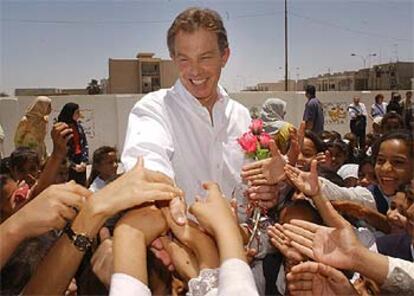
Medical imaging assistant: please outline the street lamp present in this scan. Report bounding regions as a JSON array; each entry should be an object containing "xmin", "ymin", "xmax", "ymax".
[{"xmin": 351, "ymin": 53, "xmax": 377, "ymax": 69}]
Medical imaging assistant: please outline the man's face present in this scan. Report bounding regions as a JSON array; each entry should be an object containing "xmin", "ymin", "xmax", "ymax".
[
  {"xmin": 353, "ymin": 96, "xmax": 360, "ymax": 104},
  {"xmin": 172, "ymin": 28, "xmax": 230, "ymax": 107}
]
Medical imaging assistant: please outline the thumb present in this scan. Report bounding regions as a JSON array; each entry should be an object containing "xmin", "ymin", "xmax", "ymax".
[
  {"xmin": 317, "ymin": 263, "xmax": 343, "ymax": 281},
  {"xmin": 133, "ymin": 156, "xmax": 144, "ymax": 170},
  {"xmin": 99, "ymin": 227, "xmax": 111, "ymax": 241},
  {"xmin": 169, "ymin": 197, "xmax": 187, "ymax": 225},
  {"xmin": 269, "ymin": 139, "xmax": 281, "ymax": 158},
  {"xmin": 202, "ymin": 182, "xmax": 222, "ymax": 198},
  {"xmin": 310, "ymin": 159, "xmax": 318, "ymax": 176}
]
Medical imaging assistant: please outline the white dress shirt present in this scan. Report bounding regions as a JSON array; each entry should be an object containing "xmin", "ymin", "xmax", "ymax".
[
  {"xmin": 348, "ymin": 102, "xmax": 368, "ymax": 119},
  {"xmin": 121, "ymin": 80, "xmax": 251, "ymax": 204}
]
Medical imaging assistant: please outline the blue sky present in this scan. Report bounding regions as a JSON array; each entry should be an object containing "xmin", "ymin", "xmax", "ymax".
[{"xmin": 1, "ymin": 0, "xmax": 413, "ymax": 94}]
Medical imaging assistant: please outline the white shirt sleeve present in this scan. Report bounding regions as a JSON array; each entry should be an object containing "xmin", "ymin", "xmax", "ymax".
[
  {"xmin": 319, "ymin": 177, "xmax": 376, "ymax": 209},
  {"xmin": 218, "ymin": 258, "xmax": 259, "ymax": 296},
  {"xmin": 109, "ymin": 273, "xmax": 151, "ymax": 296},
  {"xmin": 381, "ymin": 257, "xmax": 414, "ymax": 294},
  {"xmin": 121, "ymin": 95, "xmax": 175, "ymax": 178}
]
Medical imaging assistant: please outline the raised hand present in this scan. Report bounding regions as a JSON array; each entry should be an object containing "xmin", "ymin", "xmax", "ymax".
[
  {"xmin": 268, "ymin": 224, "xmax": 304, "ymax": 263},
  {"xmin": 159, "ymin": 236, "xmax": 199, "ymax": 281},
  {"xmin": 189, "ymin": 182, "xmax": 246, "ymax": 262},
  {"xmin": 247, "ymin": 184, "xmax": 280, "ymax": 209},
  {"xmin": 93, "ymin": 157, "xmax": 183, "ymax": 217},
  {"xmin": 282, "ymin": 204, "xmax": 362, "ymax": 271},
  {"xmin": 8, "ymin": 181, "xmax": 90, "ymax": 238},
  {"xmin": 286, "ymin": 127, "xmax": 300, "ymax": 165},
  {"xmin": 51, "ymin": 122, "xmax": 72, "ymax": 157},
  {"xmin": 285, "ymin": 159, "xmax": 320, "ymax": 197},
  {"xmin": 91, "ymin": 227, "xmax": 113, "ymax": 288},
  {"xmin": 286, "ymin": 261, "xmax": 357, "ymax": 296},
  {"xmin": 162, "ymin": 206, "xmax": 219, "ymax": 270},
  {"xmin": 241, "ymin": 140, "xmax": 286, "ymax": 185}
]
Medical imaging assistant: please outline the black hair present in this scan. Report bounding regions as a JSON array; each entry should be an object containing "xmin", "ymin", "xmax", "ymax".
[
  {"xmin": 372, "ymin": 130, "xmax": 413, "ymax": 159},
  {"xmin": 57, "ymin": 102, "xmax": 79, "ymax": 124},
  {"xmin": 318, "ymin": 130, "xmax": 334, "ymax": 142},
  {"xmin": 305, "ymin": 85, "xmax": 316, "ymax": 97},
  {"xmin": 381, "ymin": 111, "xmax": 404, "ymax": 131},
  {"xmin": 305, "ymin": 130, "xmax": 326, "ymax": 153},
  {"xmin": 280, "ymin": 199, "xmax": 323, "ymax": 225},
  {"xmin": 9, "ymin": 147, "xmax": 40, "ymax": 172},
  {"xmin": 326, "ymin": 139, "xmax": 348, "ymax": 155},
  {"xmin": 0, "ymin": 156, "xmax": 12, "ymax": 175},
  {"xmin": 87, "ymin": 146, "xmax": 117, "ymax": 187},
  {"xmin": 317, "ymin": 166, "xmax": 346, "ymax": 187}
]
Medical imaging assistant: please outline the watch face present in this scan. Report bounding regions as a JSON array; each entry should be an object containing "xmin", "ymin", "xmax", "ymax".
[{"xmin": 74, "ymin": 235, "xmax": 92, "ymax": 252}]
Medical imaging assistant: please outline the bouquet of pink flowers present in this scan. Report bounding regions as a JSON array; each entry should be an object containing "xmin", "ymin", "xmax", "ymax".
[
  {"xmin": 237, "ymin": 119, "xmax": 272, "ymax": 160},
  {"xmin": 237, "ymin": 118, "xmax": 273, "ymax": 251}
]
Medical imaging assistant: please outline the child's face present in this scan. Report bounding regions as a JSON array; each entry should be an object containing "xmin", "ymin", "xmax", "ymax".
[
  {"xmin": 297, "ymin": 137, "xmax": 317, "ymax": 169},
  {"xmin": 375, "ymin": 139, "xmax": 412, "ymax": 196},
  {"xmin": 387, "ymin": 192, "xmax": 409, "ymax": 233},
  {"xmin": 97, "ymin": 152, "xmax": 118, "ymax": 180},
  {"xmin": 328, "ymin": 146, "xmax": 347, "ymax": 172},
  {"xmin": 358, "ymin": 163, "xmax": 376, "ymax": 187}
]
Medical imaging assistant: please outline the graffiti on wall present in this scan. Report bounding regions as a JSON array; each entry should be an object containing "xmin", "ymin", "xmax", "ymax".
[{"xmin": 323, "ymin": 102, "xmax": 348, "ymax": 125}]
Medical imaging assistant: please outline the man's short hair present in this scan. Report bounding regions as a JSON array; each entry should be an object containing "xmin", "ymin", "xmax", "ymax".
[
  {"xmin": 167, "ymin": 7, "xmax": 229, "ymax": 56},
  {"xmin": 305, "ymin": 85, "xmax": 316, "ymax": 97}
]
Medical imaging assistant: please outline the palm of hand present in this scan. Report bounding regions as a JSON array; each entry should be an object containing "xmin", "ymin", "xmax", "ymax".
[
  {"xmin": 313, "ymin": 227, "xmax": 355, "ymax": 270},
  {"xmin": 295, "ymin": 171, "xmax": 319, "ymax": 196},
  {"xmin": 312, "ymin": 273, "xmax": 338, "ymax": 296},
  {"xmin": 262, "ymin": 154, "xmax": 286, "ymax": 184}
]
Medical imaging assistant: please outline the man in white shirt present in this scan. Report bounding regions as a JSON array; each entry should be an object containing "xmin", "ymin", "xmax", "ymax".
[
  {"xmin": 348, "ymin": 96, "xmax": 368, "ymax": 149},
  {"xmin": 122, "ymin": 8, "xmax": 257, "ymax": 211}
]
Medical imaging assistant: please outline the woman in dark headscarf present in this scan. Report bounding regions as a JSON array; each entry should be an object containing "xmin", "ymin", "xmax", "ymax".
[{"xmin": 57, "ymin": 102, "xmax": 89, "ymax": 185}]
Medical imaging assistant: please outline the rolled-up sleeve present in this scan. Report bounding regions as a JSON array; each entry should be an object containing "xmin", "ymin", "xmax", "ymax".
[
  {"xmin": 121, "ymin": 95, "xmax": 174, "ymax": 179},
  {"xmin": 218, "ymin": 259, "xmax": 259, "ymax": 296},
  {"xmin": 319, "ymin": 177, "xmax": 376, "ymax": 209},
  {"xmin": 381, "ymin": 257, "xmax": 414, "ymax": 294},
  {"xmin": 109, "ymin": 273, "xmax": 151, "ymax": 296}
]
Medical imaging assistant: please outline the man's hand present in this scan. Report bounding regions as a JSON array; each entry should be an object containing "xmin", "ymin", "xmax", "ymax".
[
  {"xmin": 241, "ymin": 140, "xmax": 286, "ymax": 185},
  {"xmin": 92, "ymin": 157, "xmax": 183, "ymax": 218}
]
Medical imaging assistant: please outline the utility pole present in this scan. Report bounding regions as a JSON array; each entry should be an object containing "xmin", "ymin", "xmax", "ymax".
[{"xmin": 284, "ymin": 0, "xmax": 288, "ymax": 91}]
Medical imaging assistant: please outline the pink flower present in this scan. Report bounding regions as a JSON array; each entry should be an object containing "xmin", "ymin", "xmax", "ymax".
[
  {"xmin": 258, "ymin": 133, "xmax": 272, "ymax": 148},
  {"xmin": 250, "ymin": 119, "xmax": 264, "ymax": 135},
  {"xmin": 238, "ymin": 132, "xmax": 258, "ymax": 154}
]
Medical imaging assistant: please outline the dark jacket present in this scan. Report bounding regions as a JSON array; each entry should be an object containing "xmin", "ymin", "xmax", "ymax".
[{"xmin": 376, "ymin": 232, "xmax": 413, "ymax": 262}]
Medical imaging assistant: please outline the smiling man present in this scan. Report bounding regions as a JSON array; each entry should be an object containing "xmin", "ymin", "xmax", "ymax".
[{"xmin": 122, "ymin": 8, "xmax": 251, "ymax": 206}]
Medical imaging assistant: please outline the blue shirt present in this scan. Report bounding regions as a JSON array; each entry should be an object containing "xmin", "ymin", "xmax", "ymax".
[{"xmin": 303, "ymin": 97, "xmax": 324, "ymax": 134}]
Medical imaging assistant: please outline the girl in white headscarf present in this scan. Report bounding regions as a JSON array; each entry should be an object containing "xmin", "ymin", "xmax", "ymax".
[{"xmin": 14, "ymin": 96, "xmax": 52, "ymax": 161}]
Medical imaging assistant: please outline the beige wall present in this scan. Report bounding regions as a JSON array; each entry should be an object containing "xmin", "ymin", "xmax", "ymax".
[
  {"xmin": 108, "ymin": 59, "xmax": 139, "ymax": 94},
  {"xmin": 160, "ymin": 60, "xmax": 179, "ymax": 88},
  {"xmin": 1, "ymin": 89, "xmax": 412, "ymax": 158}
]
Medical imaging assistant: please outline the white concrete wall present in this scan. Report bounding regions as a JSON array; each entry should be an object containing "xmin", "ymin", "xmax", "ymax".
[{"xmin": 0, "ymin": 90, "xmax": 408, "ymax": 158}]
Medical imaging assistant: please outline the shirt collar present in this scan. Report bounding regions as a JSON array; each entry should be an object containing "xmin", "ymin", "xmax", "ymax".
[{"xmin": 173, "ymin": 79, "xmax": 228, "ymax": 110}]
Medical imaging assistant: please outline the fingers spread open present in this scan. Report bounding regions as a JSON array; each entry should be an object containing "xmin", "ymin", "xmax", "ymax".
[{"xmin": 283, "ymin": 224, "xmax": 315, "ymax": 241}]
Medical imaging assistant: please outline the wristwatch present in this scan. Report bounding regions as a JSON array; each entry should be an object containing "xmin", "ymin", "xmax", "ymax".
[{"xmin": 63, "ymin": 223, "xmax": 93, "ymax": 252}]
